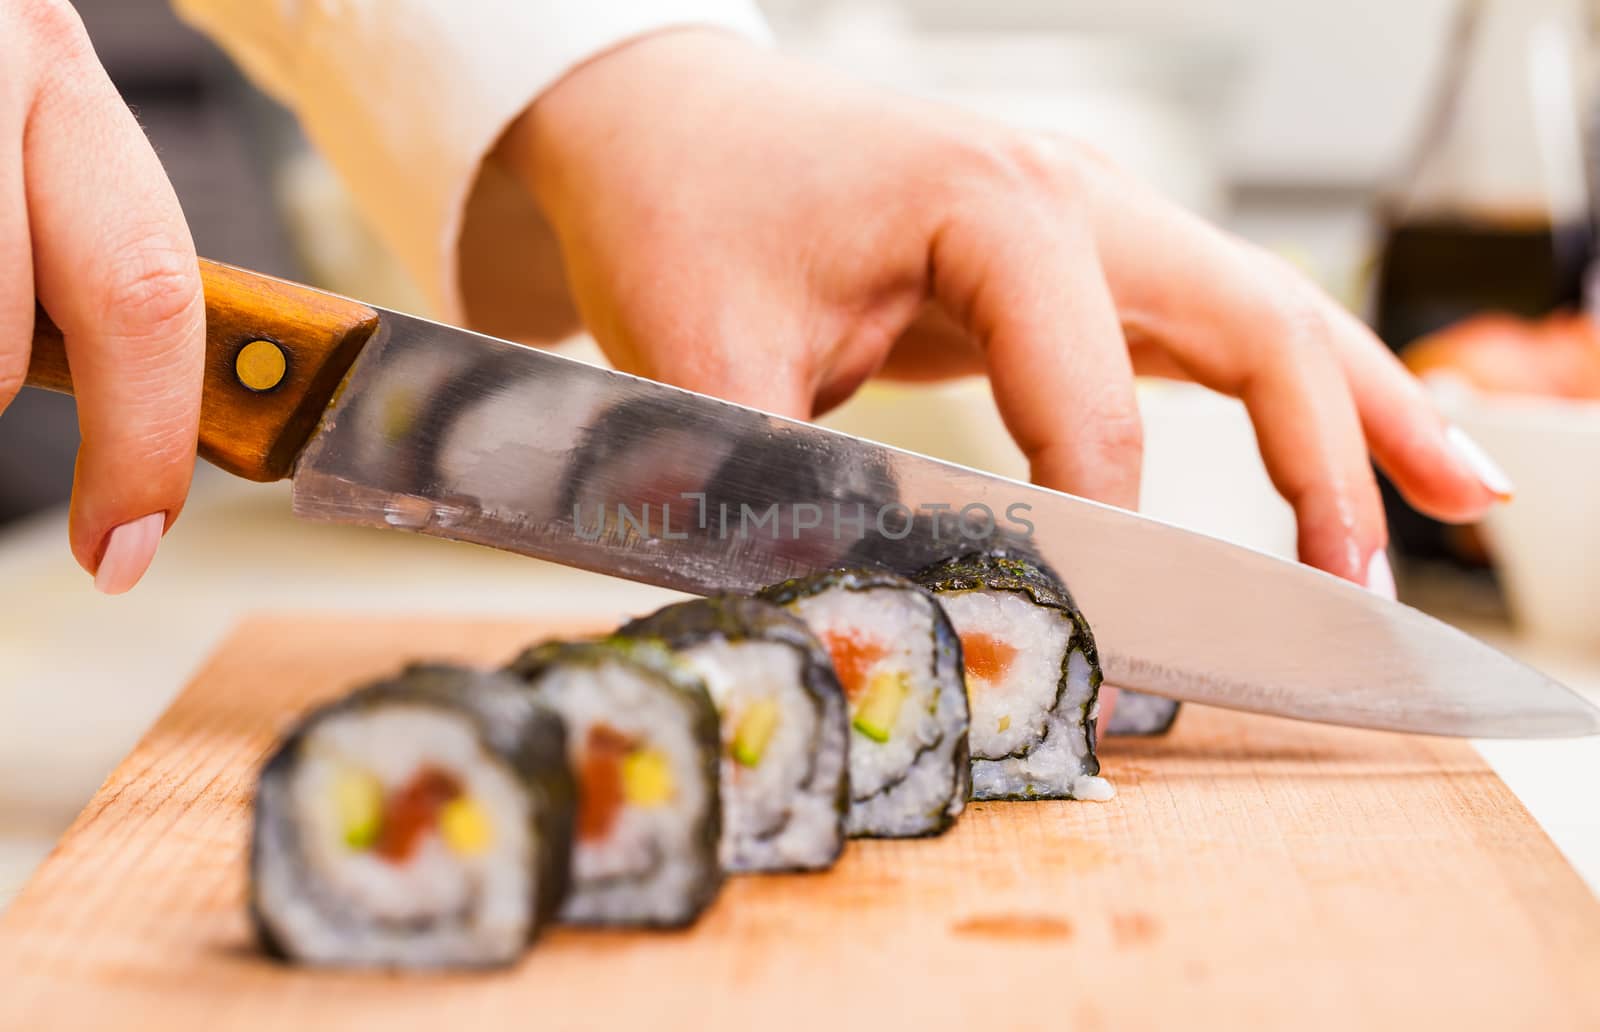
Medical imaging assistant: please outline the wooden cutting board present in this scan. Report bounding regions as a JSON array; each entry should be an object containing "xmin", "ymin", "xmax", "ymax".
[{"xmin": 2, "ymin": 616, "xmax": 1597, "ymax": 1031}]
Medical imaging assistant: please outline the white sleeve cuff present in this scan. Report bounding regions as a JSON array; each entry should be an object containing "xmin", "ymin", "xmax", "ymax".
[{"xmin": 174, "ymin": 0, "xmax": 771, "ymax": 324}]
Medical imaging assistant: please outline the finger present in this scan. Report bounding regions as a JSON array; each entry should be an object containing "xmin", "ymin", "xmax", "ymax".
[
  {"xmin": 601, "ymin": 290, "xmax": 818, "ymax": 420},
  {"xmin": 1077, "ymin": 167, "xmax": 1390, "ymax": 583},
  {"xmin": 880, "ymin": 302, "xmax": 985, "ymax": 382},
  {"xmin": 1231, "ymin": 299, "xmax": 1388, "ymax": 585},
  {"xmin": 931, "ymin": 196, "xmax": 1142, "ymax": 511},
  {"xmin": 22, "ymin": 14, "xmax": 204, "ymax": 583},
  {"xmin": 1323, "ymin": 302, "xmax": 1511, "ymax": 519},
  {"xmin": 0, "ymin": 63, "xmax": 32, "ymax": 416}
]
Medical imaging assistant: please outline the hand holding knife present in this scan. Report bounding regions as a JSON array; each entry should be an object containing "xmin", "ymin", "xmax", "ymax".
[{"xmin": 26, "ymin": 259, "xmax": 1600, "ymax": 740}]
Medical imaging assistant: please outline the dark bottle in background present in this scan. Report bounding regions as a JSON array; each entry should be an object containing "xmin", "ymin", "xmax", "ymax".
[{"xmin": 1371, "ymin": 0, "xmax": 1595, "ymax": 567}]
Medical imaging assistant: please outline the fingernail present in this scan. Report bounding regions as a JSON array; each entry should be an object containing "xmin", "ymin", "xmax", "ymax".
[
  {"xmin": 94, "ymin": 513, "xmax": 165, "ymax": 595},
  {"xmin": 1365, "ymin": 549, "xmax": 1397, "ymax": 600},
  {"xmin": 1446, "ymin": 425, "xmax": 1515, "ymax": 500}
]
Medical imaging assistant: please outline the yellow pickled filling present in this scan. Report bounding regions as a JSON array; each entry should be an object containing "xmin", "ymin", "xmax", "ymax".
[
  {"xmin": 852, "ymin": 671, "xmax": 910, "ymax": 743},
  {"xmin": 621, "ymin": 748, "xmax": 675, "ymax": 806},
  {"xmin": 439, "ymin": 796, "xmax": 493, "ymax": 856},
  {"xmin": 731, "ymin": 699, "xmax": 780, "ymax": 767},
  {"xmin": 334, "ymin": 768, "xmax": 384, "ymax": 850},
  {"xmin": 998, "ymin": 715, "xmax": 1011, "ymax": 733}
]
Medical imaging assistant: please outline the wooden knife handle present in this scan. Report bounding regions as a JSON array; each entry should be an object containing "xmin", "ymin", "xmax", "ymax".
[{"xmin": 25, "ymin": 259, "xmax": 380, "ymax": 482}]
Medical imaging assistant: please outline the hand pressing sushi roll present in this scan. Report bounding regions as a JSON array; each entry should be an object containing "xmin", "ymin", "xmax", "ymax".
[
  {"xmin": 251, "ymin": 665, "xmax": 575, "ymax": 970},
  {"xmin": 760, "ymin": 569, "xmax": 970, "ymax": 838},
  {"xmin": 620, "ymin": 597, "xmax": 848, "ymax": 873},
  {"xmin": 505, "ymin": 639, "xmax": 723, "ymax": 927},
  {"xmin": 916, "ymin": 551, "xmax": 1113, "ymax": 801}
]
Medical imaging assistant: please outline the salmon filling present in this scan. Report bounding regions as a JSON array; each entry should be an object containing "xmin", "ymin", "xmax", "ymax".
[
  {"xmin": 576, "ymin": 723, "xmax": 677, "ymax": 842},
  {"xmin": 332, "ymin": 764, "xmax": 493, "ymax": 864},
  {"xmin": 960, "ymin": 632, "xmax": 1018, "ymax": 686},
  {"xmin": 820, "ymin": 630, "xmax": 910, "ymax": 742},
  {"xmin": 577, "ymin": 725, "xmax": 631, "ymax": 841},
  {"xmin": 820, "ymin": 630, "xmax": 886, "ymax": 700}
]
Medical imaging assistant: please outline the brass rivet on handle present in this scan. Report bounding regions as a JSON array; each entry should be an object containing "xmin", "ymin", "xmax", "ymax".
[{"xmin": 236, "ymin": 340, "xmax": 287, "ymax": 392}]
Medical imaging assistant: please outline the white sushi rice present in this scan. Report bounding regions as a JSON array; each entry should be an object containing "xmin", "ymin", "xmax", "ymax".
[
  {"xmin": 256, "ymin": 706, "xmax": 535, "ymax": 968},
  {"xmin": 939, "ymin": 591, "xmax": 1071, "ymax": 759},
  {"xmin": 787, "ymin": 585, "xmax": 967, "ymax": 837},
  {"xmin": 937, "ymin": 589, "xmax": 1113, "ymax": 801},
  {"xmin": 532, "ymin": 658, "xmax": 714, "ymax": 925},
  {"xmin": 679, "ymin": 638, "xmax": 845, "ymax": 871}
]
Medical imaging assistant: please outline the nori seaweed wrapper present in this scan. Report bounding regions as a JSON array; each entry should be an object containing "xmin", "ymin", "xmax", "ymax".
[
  {"xmin": 915, "ymin": 549, "xmax": 1104, "ymax": 791},
  {"xmin": 619, "ymin": 595, "xmax": 850, "ymax": 869},
  {"xmin": 619, "ymin": 595, "xmax": 843, "ymax": 716},
  {"xmin": 913, "ymin": 546, "xmax": 1178, "ymax": 738},
  {"xmin": 908, "ymin": 545, "xmax": 1177, "ymax": 738},
  {"xmin": 250, "ymin": 664, "xmax": 576, "ymax": 965},
  {"xmin": 842, "ymin": 514, "xmax": 1045, "ymax": 578},
  {"xmin": 504, "ymin": 637, "xmax": 724, "ymax": 925},
  {"xmin": 759, "ymin": 568, "xmax": 970, "ymax": 837}
]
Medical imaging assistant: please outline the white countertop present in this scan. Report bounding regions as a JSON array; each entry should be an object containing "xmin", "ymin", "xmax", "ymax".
[{"xmin": 1, "ymin": 472, "xmax": 1597, "ymax": 908}]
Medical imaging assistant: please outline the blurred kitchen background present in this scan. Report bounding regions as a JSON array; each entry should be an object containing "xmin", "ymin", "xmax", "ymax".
[{"xmin": 6, "ymin": 0, "xmax": 1600, "ymax": 903}]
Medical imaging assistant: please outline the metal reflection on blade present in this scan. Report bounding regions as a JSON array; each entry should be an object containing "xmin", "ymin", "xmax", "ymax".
[{"xmin": 290, "ymin": 309, "xmax": 1600, "ymax": 739}]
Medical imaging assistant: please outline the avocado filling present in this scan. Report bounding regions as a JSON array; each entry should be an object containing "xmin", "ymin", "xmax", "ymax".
[
  {"xmin": 334, "ymin": 768, "xmax": 384, "ymax": 850},
  {"xmin": 852, "ymin": 671, "xmax": 910, "ymax": 743},
  {"xmin": 731, "ymin": 698, "xmax": 780, "ymax": 767}
]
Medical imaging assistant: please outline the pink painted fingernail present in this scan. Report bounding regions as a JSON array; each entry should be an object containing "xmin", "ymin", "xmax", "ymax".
[
  {"xmin": 1365, "ymin": 549, "xmax": 1397, "ymax": 600},
  {"xmin": 94, "ymin": 513, "xmax": 165, "ymax": 595},
  {"xmin": 1446, "ymin": 425, "xmax": 1515, "ymax": 500}
]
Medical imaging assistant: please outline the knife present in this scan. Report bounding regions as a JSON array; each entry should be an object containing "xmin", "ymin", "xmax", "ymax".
[{"xmin": 25, "ymin": 259, "xmax": 1600, "ymax": 739}]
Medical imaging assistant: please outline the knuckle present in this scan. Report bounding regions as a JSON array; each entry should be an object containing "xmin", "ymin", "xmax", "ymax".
[
  {"xmin": 1248, "ymin": 278, "xmax": 1331, "ymax": 367},
  {"xmin": 998, "ymin": 134, "xmax": 1070, "ymax": 190},
  {"xmin": 16, "ymin": 0, "xmax": 92, "ymax": 60},
  {"xmin": 95, "ymin": 234, "xmax": 203, "ymax": 343},
  {"xmin": 946, "ymin": 131, "xmax": 1078, "ymax": 205},
  {"xmin": 1276, "ymin": 295, "xmax": 1333, "ymax": 357},
  {"xmin": 1088, "ymin": 398, "xmax": 1146, "ymax": 461},
  {"xmin": 1030, "ymin": 396, "xmax": 1144, "ymax": 476},
  {"xmin": 1243, "ymin": 248, "xmax": 1332, "ymax": 348}
]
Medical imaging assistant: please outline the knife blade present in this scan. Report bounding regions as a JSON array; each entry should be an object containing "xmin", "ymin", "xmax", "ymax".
[{"xmin": 26, "ymin": 261, "xmax": 1600, "ymax": 739}]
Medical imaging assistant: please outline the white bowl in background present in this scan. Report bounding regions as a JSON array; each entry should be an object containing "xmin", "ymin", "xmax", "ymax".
[{"xmin": 1438, "ymin": 386, "xmax": 1600, "ymax": 647}]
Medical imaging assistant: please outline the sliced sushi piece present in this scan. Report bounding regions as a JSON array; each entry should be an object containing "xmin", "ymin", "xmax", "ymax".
[
  {"xmin": 759, "ymin": 569, "xmax": 969, "ymax": 838},
  {"xmin": 1105, "ymin": 691, "xmax": 1182, "ymax": 736},
  {"xmin": 505, "ymin": 638, "xmax": 723, "ymax": 927},
  {"xmin": 251, "ymin": 664, "xmax": 575, "ymax": 969},
  {"xmin": 619, "ymin": 596, "xmax": 848, "ymax": 873},
  {"xmin": 916, "ymin": 551, "xmax": 1113, "ymax": 801}
]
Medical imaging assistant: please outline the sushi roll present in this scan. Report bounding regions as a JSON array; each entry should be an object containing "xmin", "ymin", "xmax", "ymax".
[
  {"xmin": 250, "ymin": 665, "xmax": 575, "ymax": 970},
  {"xmin": 916, "ymin": 551, "xmax": 1113, "ymax": 801},
  {"xmin": 505, "ymin": 638, "xmax": 723, "ymax": 927},
  {"xmin": 620, "ymin": 596, "xmax": 848, "ymax": 873},
  {"xmin": 1105, "ymin": 691, "xmax": 1182, "ymax": 736},
  {"xmin": 760, "ymin": 569, "xmax": 970, "ymax": 838}
]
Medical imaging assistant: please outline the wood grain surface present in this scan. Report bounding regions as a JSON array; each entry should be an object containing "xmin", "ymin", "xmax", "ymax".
[
  {"xmin": 25, "ymin": 260, "xmax": 379, "ymax": 482},
  {"xmin": 2, "ymin": 615, "xmax": 1597, "ymax": 1031}
]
